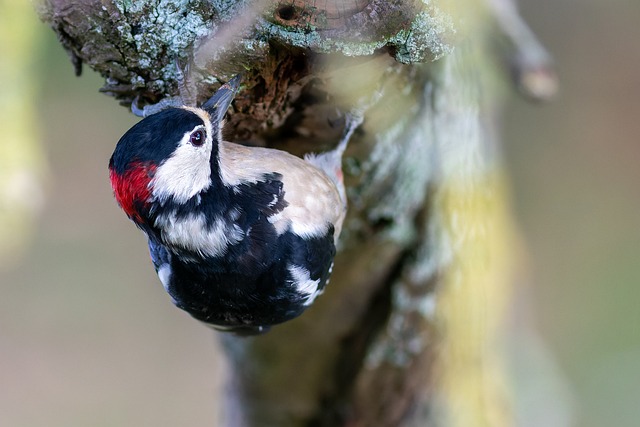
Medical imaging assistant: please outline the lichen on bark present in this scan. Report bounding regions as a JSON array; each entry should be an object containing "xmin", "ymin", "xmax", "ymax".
[{"xmin": 39, "ymin": 0, "xmax": 455, "ymax": 109}]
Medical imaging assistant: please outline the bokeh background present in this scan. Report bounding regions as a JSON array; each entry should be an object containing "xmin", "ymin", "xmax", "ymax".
[{"xmin": 1, "ymin": 0, "xmax": 638, "ymax": 426}]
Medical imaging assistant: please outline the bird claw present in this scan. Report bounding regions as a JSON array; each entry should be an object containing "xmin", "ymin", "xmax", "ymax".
[
  {"xmin": 130, "ymin": 95, "xmax": 184, "ymax": 117},
  {"xmin": 174, "ymin": 57, "xmax": 199, "ymax": 107},
  {"xmin": 130, "ymin": 57, "xmax": 199, "ymax": 117}
]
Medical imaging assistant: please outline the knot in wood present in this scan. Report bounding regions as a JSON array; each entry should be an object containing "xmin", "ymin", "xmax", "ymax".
[{"xmin": 272, "ymin": 0, "xmax": 370, "ymax": 30}]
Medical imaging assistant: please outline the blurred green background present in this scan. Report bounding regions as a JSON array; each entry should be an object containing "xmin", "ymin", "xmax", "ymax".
[
  {"xmin": 1, "ymin": 0, "xmax": 639, "ymax": 426},
  {"xmin": 503, "ymin": 1, "xmax": 640, "ymax": 426}
]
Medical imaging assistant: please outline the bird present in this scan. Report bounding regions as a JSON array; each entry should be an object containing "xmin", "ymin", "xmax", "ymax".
[{"xmin": 108, "ymin": 76, "xmax": 362, "ymax": 335}]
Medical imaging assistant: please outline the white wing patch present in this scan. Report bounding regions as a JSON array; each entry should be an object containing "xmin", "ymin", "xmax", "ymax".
[
  {"xmin": 155, "ymin": 212, "xmax": 244, "ymax": 258},
  {"xmin": 288, "ymin": 264, "xmax": 322, "ymax": 306}
]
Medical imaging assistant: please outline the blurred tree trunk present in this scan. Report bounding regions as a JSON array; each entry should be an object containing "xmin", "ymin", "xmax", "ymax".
[{"xmin": 38, "ymin": 1, "xmax": 554, "ymax": 426}]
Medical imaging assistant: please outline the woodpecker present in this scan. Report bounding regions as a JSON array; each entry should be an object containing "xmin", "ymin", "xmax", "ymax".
[{"xmin": 109, "ymin": 76, "xmax": 361, "ymax": 335}]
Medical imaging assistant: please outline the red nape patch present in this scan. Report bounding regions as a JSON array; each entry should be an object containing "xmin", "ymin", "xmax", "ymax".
[{"xmin": 109, "ymin": 162, "xmax": 156, "ymax": 222}]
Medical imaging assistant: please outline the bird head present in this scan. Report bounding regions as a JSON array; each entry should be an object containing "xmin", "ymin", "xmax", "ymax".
[{"xmin": 108, "ymin": 77, "xmax": 241, "ymax": 225}]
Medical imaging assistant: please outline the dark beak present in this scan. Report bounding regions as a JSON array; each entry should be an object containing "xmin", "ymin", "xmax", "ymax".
[{"xmin": 202, "ymin": 75, "xmax": 242, "ymax": 123}]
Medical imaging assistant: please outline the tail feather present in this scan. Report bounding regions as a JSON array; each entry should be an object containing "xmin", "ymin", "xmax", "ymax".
[{"xmin": 304, "ymin": 111, "xmax": 364, "ymax": 206}]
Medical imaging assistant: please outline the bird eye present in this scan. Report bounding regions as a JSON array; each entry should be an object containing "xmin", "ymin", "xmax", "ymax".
[{"xmin": 190, "ymin": 130, "xmax": 205, "ymax": 146}]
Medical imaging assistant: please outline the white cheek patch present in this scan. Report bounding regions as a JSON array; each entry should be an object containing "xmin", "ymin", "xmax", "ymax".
[
  {"xmin": 151, "ymin": 126, "xmax": 213, "ymax": 204},
  {"xmin": 155, "ymin": 212, "xmax": 244, "ymax": 258},
  {"xmin": 288, "ymin": 264, "xmax": 322, "ymax": 306}
]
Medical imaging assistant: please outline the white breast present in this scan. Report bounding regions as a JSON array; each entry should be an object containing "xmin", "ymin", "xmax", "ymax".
[{"xmin": 154, "ymin": 211, "xmax": 244, "ymax": 257}]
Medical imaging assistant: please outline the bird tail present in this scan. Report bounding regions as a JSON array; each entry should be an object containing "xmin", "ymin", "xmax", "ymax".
[{"xmin": 304, "ymin": 111, "xmax": 364, "ymax": 206}]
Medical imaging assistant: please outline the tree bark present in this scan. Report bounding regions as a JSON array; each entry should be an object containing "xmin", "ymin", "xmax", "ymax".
[{"xmin": 38, "ymin": 1, "xmax": 555, "ymax": 425}]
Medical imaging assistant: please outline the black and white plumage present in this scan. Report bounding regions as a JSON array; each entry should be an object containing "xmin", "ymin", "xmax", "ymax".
[{"xmin": 109, "ymin": 77, "xmax": 358, "ymax": 335}]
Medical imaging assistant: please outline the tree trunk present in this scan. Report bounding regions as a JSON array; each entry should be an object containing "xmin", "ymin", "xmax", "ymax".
[{"xmin": 37, "ymin": 1, "xmax": 556, "ymax": 425}]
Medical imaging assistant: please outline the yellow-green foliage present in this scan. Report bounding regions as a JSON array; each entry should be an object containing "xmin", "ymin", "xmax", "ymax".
[{"xmin": 0, "ymin": 1, "xmax": 47, "ymax": 268}]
